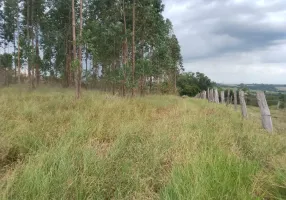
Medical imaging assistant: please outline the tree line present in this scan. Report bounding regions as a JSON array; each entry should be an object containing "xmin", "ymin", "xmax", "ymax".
[
  {"xmin": 0, "ymin": 0, "xmax": 183, "ymax": 98},
  {"xmin": 177, "ymin": 72, "xmax": 215, "ymax": 97}
]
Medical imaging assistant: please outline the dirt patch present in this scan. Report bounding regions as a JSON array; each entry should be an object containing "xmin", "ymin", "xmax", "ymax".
[
  {"xmin": 0, "ymin": 146, "xmax": 25, "ymax": 180},
  {"xmin": 0, "ymin": 147, "xmax": 21, "ymax": 169},
  {"xmin": 202, "ymin": 108, "xmax": 216, "ymax": 116},
  {"xmin": 88, "ymin": 139, "xmax": 112, "ymax": 158},
  {"xmin": 150, "ymin": 107, "xmax": 176, "ymax": 120}
]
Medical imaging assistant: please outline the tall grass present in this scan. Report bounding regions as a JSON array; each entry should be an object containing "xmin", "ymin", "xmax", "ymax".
[{"xmin": 0, "ymin": 87, "xmax": 286, "ymax": 199}]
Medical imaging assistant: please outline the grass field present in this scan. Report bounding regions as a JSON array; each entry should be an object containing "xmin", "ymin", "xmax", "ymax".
[{"xmin": 0, "ymin": 87, "xmax": 286, "ymax": 200}]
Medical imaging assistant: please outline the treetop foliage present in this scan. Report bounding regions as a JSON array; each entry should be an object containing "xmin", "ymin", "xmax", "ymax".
[
  {"xmin": 177, "ymin": 72, "xmax": 214, "ymax": 97},
  {"xmin": 0, "ymin": 0, "xmax": 184, "ymax": 95}
]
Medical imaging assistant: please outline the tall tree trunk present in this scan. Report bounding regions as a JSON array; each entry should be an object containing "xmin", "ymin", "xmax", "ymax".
[
  {"xmin": 36, "ymin": 28, "xmax": 40, "ymax": 86},
  {"xmin": 149, "ymin": 76, "xmax": 152, "ymax": 93},
  {"xmin": 112, "ymin": 62, "xmax": 116, "ymax": 95},
  {"xmin": 31, "ymin": 0, "xmax": 35, "ymax": 89},
  {"xmin": 66, "ymin": 8, "xmax": 72, "ymax": 87},
  {"xmin": 65, "ymin": 39, "xmax": 69, "ymax": 87},
  {"xmin": 17, "ymin": 34, "xmax": 21, "ymax": 84},
  {"xmin": 122, "ymin": 0, "xmax": 128, "ymax": 66},
  {"xmin": 3, "ymin": 43, "xmax": 7, "ymax": 85},
  {"xmin": 17, "ymin": 8, "xmax": 21, "ymax": 84},
  {"xmin": 35, "ymin": 32, "xmax": 40, "ymax": 85},
  {"xmin": 140, "ymin": 76, "xmax": 144, "ymax": 96},
  {"xmin": 69, "ymin": 43, "xmax": 72, "ymax": 86},
  {"xmin": 174, "ymin": 69, "xmax": 177, "ymax": 94},
  {"xmin": 35, "ymin": 1, "xmax": 40, "ymax": 86},
  {"xmin": 92, "ymin": 57, "xmax": 98, "ymax": 88},
  {"xmin": 85, "ymin": 45, "xmax": 88, "ymax": 81},
  {"xmin": 31, "ymin": 38, "xmax": 35, "ymax": 89},
  {"xmin": 4, "ymin": 67, "xmax": 7, "ymax": 86},
  {"xmin": 27, "ymin": 0, "xmax": 31, "ymax": 87},
  {"xmin": 131, "ymin": 0, "xmax": 136, "ymax": 97},
  {"xmin": 76, "ymin": 0, "xmax": 83, "ymax": 98},
  {"xmin": 72, "ymin": 0, "xmax": 78, "ymax": 97},
  {"xmin": 3, "ymin": 45, "xmax": 8, "ymax": 86},
  {"xmin": 122, "ymin": 0, "xmax": 128, "ymax": 96},
  {"xmin": 139, "ymin": 43, "xmax": 144, "ymax": 96},
  {"xmin": 14, "ymin": 34, "xmax": 16, "ymax": 83}
]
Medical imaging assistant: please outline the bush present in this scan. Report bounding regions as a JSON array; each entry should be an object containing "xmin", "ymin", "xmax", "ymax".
[
  {"xmin": 178, "ymin": 84, "xmax": 200, "ymax": 97},
  {"xmin": 177, "ymin": 72, "xmax": 214, "ymax": 97}
]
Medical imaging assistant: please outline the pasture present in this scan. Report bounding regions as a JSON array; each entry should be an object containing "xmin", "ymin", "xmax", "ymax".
[{"xmin": 0, "ymin": 87, "xmax": 286, "ymax": 199}]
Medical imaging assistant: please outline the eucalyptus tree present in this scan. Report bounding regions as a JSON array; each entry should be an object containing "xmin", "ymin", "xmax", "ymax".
[
  {"xmin": 22, "ymin": 0, "xmax": 44, "ymax": 88},
  {"xmin": 41, "ymin": 0, "xmax": 73, "ymax": 85},
  {"xmin": 32, "ymin": 0, "xmax": 45, "ymax": 85},
  {"xmin": 0, "ymin": 53, "xmax": 13, "ymax": 85},
  {"xmin": 0, "ymin": 0, "xmax": 183, "ymax": 96},
  {"xmin": 131, "ymin": 1, "xmax": 183, "ymax": 94},
  {"xmin": 0, "ymin": 1, "xmax": 3, "ymax": 45},
  {"xmin": 0, "ymin": 1, "xmax": 5, "ymax": 48},
  {"xmin": 3, "ymin": 0, "xmax": 18, "ymax": 82},
  {"xmin": 84, "ymin": 0, "xmax": 181, "ymax": 95},
  {"xmin": 3, "ymin": 0, "xmax": 18, "ymax": 47},
  {"xmin": 131, "ymin": 0, "xmax": 136, "ymax": 96},
  {"xmin": 134, "ymin": 0, "xmax": 168, "ymax": 94},
  {"xmin": 84, "ymin": 0, "xmax": 126, "ymax": 93},
  {"xmin": 72, "ymin": 0, "xmax": 78, "ymax": 97},
  {"xmin": 168, "ymin": 34, "xmax": 183, "ymax": 92},
  {"xmin": 77, "ymin": 0, "xmax": 83, "ymax": 98}
]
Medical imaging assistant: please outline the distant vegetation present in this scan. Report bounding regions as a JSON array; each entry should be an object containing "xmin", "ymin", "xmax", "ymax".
[
  {"xmin": 245, "ymin": 84, "xmax": 286, "ymax": 92},
  {"xmin": 218, "ymin": 83, "xmax": 286, "ymax": 93},
  {"xmin": 177, "ymin": 72, "xmax": 214, "ymax": 97},
  {"xmin": 177, "ymin": 76, "xmax": 286, "ymax": 109},
  {"xmin": 216, "ymin": 83, "xmax": 286, "ymax": 108}
]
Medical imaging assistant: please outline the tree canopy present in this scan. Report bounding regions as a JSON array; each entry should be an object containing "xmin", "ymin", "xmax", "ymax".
[
  {"xmin": 177, "ymin": 72, "xmax": 214, "ymax": 97},
  {"xmin": 0, "ymin": 0, "xmax": 184, "ymax": 96}
]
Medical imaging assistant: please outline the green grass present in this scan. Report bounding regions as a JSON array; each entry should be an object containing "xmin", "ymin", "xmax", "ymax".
[
  {"xmin": 0, "ymin": 87, "xmax": 286, "ymax": 199},
  {"xmin": 161, "ymin": 149, "xmax": 259, "ymax": 200},
  {"xmin": 248, "ymin": 105, "xmax": 286, "ymax": 135}
]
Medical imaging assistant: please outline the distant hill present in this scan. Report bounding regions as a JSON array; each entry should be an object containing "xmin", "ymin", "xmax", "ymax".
[{"xmin": 217, "ymin": 83, "xmax": 286, "ymax": 93}]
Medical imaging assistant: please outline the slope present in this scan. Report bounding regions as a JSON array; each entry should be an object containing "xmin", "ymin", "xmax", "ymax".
[{"xmin": 0, "ymin": 87, "xmax": 285, "ymax": 199}]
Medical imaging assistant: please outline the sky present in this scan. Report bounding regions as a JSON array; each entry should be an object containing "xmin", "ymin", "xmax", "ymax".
[{"xmin": 162, "ymin": 0, "xmax": 286, "ymax": 84}]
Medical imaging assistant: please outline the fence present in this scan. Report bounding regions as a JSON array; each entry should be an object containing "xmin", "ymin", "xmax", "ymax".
[{"xmin": 195, "ymin": 89, "xmax": 275, "ymax": 133}]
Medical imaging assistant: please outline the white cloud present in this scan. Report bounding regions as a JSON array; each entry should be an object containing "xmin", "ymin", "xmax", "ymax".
[{"xmin": 163, "ymin": 0, "xmax": 286, "ymax": 84}]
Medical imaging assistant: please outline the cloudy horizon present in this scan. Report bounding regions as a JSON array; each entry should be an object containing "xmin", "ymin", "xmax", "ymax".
[{"xmin": 163, "ymin": 0, "xmax": 286, "ymax": 84}]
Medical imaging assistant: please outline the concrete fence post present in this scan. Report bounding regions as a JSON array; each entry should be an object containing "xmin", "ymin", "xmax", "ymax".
[
  {"xmin": 234, "ymin": 89, "xmax": 238, "ymax": 110},
  {"xmin": 277, "ymin": 101, "xmax": 280, "ymax": 109},
  {"xmin": 256, "ymin": 91, "xmax": 273, "ymax": 133},
  {"xmin": 227, "ymin": 89, "xmax": 230, "ymax": 106},
  {"xmin": 214, "ymin": 89, "xmax": 219, "ymax": 103},
  {"xmin": 220, "ymin": 91, "xmax": 225, "ymax": 103},
  {"xmin": 203, "ymin": 91, "xmax": 207, "ymax": 99},
  {"xmin": 239, "ymin": 90, "xmax": 248, "ymax": 118},
  {"xmin": 210, "ymin": 89, "xmax": 214, "ymax": 102}
]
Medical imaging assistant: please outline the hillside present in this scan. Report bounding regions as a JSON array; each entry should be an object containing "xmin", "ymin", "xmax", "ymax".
[
  {"xmin": 1, "ymin": 87, "xmax": 286, "ymax": 199},
  {"xmin": 218, "ymin": 83, "xmax": 286, "ymax": 93}
]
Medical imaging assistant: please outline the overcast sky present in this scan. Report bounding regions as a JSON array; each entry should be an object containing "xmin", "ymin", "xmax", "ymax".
[{"xmin": 163, "ymin": 0, "xmax": 286, "ymax": 84}]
